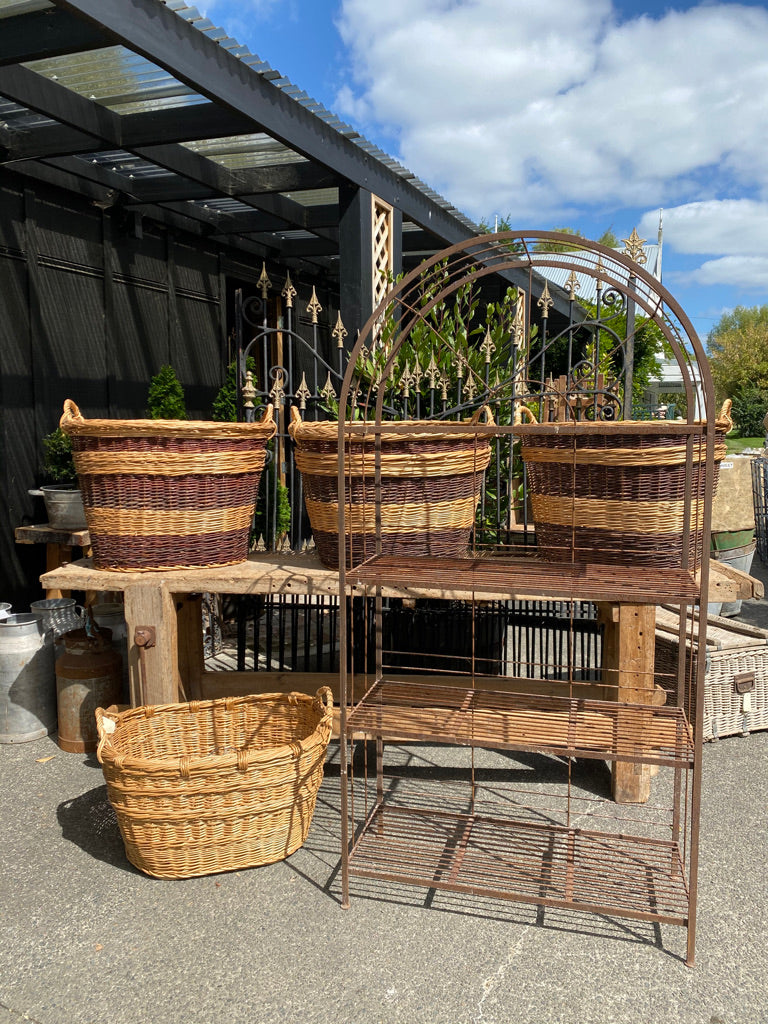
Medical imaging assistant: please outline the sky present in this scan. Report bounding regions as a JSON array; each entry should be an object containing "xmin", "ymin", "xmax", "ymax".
[{"xmin": 197, "ymin": 0, "xmax": 768, "ymax": 342}]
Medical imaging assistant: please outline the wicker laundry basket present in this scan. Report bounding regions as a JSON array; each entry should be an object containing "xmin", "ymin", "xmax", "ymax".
[
  {"xmin": 95, "ymin": 688, "xmax": 333, "ymax": 879},
  {"xmin": 289, "ymin": 406, "xmax": 495, "ymax": 569},
  {"xmin": 60, "ymin": 400, "xmax": 275, "ymax": 571},
  {"xmin": 520, "ymin": 403, "xmax": 731, "ymax": 568}
]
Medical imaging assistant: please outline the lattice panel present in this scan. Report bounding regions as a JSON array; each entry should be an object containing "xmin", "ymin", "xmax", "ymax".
[{"xmin": 372, "ymin": 196, "xmax": 394, "ymax": 310}]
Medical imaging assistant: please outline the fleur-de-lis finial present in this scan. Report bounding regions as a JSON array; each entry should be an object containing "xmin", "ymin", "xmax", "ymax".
[
  {"xmin": 622, "ymin": 227, "xmax": 647, "ymax": 265},
  {"xmin": 537, "ymin": 281, "xmax": 553, "ymax": 320},
  {"xmin": 281, "ymin": 271, "xmax": 297, "ymax": 308},
  {"xmin": 480, "ymin": 326, "xmax": 496, "ymax": 363},
  {"xmin": 332, "ymin": 312, "xmax": 348, "ymax": 350},
  {"xmin": 257, "ymin": 262, "xmax": 271, "ymax": 299},
  {"xmin": 400, "ymin": 362, "xmax": 417, "ymax": 397},
  {"xmin": 295, "ymin": 372, "xmax": 311, "ymax": 410},
  {"xmin": 425, "ymin": 353, "xmax": 441, "ymax": 389},
  {"xmin": 595, "ymin": 256, "xmax": 606, "ymax": 290},
  {"xmin": 565, "ymin": 270, "xmax": 581, "ymax": 301},
  {"xmin": 319, "ymin": 372, "xmax": 336, "ymax": 404},
  {"xmin": 465, "ymin": 375, "xmax": 478, "ymax": 401},
  {"xmin": 307, "ymin": 286, "xmax": 322, "ymax": 324},
  {"xmin": 269, "ymin": 367, "xmax": 286, "ymax": 406},
  {"xmin": 456, "ymin": 352, "xmax": 467, "ymax": 381}
]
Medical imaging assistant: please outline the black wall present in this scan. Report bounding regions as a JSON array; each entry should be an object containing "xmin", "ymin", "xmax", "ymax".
[{"xmin": 0, "ymin": 170, "xmax": 339, "ymax": 609}]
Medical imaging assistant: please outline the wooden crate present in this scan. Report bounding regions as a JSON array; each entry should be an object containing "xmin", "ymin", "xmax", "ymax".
[{"xmin": 655, "ymin": 608, "xmax": 768, "ymax": 740}]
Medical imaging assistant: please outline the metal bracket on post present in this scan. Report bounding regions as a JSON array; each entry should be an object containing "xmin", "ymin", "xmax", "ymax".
[{"xmin": 134, "ymin": 626, "xmax": 157, "ymax": 705}]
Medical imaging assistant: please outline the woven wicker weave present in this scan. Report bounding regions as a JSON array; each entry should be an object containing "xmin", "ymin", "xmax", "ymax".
[
  {"xmin": 655, "ymin": 609, "xmax": 768, "ymax": 741},
  {"xmin": 95, "ymin": 688, "xmax": 333, "ymax": 879},
  {"xmin": 520, "ymin": 406, "xmax": 731, "ymax": 568},
  {"xmin": 60, "ymin": 400, "xmax": 276, "ymax": 571},
  {"xmin": 289, "ymin": 406, "xmax": 494, "ymax": 569}
]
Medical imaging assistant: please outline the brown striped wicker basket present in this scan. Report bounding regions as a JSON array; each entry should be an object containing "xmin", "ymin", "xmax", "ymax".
[
  {"xmin": 520, "ymin": 403, "xmax": 731, "ymax": 568},
  {"xmin": 289, "ymin": 406, "xmax": 495, "ymax": 569},
  {"xmin": 95, "ymin": 688, "xmax": 333, "ymax": 879},
  {"xmin": 60, "ymin": 400, "xmax": 276, "ymax": 571}
]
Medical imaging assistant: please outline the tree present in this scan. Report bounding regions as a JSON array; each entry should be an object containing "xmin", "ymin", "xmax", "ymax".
[
  {"xmin": 707, "ymin": 305, "xmax": 768, "ymax": 434},
  {"xmin": 146, "ymin": 365, "xmax": 187, "ymax": 419}
]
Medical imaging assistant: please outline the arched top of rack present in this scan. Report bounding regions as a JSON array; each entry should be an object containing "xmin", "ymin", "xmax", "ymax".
[{"xmin": 338, "ymin": 231, "xmax": 715, "ymax": 428}]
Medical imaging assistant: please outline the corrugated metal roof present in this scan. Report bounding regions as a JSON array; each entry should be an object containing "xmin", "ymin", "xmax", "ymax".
[
  {"xmin": 534, "ymin": 244, "xmax": 662, "ymax": 305},
  {"xmin": 0, "ymin": 0, "xmax": 477, "ymax": 235}
]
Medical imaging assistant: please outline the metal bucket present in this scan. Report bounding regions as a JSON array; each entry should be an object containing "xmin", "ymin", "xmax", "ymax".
[
  {"xmin": 0, "ymin": 614, "xmax": 57, "ymax": 743},
  {"xmin": 30, "ymin": 598, "xmax": 84, "ymax": 644},
  {"xmin": 55, "ymin": 627, "xmax": 122, "ymax": 753},
  {"xmin": 29, "ymin": 485, "xmax": 87, "ymax": 530}
]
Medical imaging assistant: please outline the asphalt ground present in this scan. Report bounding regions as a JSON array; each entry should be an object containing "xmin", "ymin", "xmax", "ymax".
[{"xmin": 2, "ymin": 562, "xmax": 767, "ymax": 1024}]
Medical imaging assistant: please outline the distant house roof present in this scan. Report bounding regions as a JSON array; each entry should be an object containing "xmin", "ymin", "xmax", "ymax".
[{"xmin": 534, "ymin": 243, "xmax": 662, "ymax": 306}]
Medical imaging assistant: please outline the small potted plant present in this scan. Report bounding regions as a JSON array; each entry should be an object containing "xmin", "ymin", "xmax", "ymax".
[{"xmin": 32, "ymin": 425, "xmax": 87, "ymax": 530}]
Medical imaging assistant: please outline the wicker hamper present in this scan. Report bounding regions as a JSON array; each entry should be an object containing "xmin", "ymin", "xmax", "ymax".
[
  {"xmin": 289, "ymin": 406, "xmax": 495, "ymax": 569},
  {"xmin": 60, "ymin": 400, "xmax": 275, "ymax": 571},
  {"xmin": 95, "ymin": 688, "xmax": 333, "ymax": 879},
  {"xmin": 520, "ymin": 405, "xmax": 731, "ymax": 568},
  {"xmin": 655, "ymin": 608, "xmax": 768, "ymax": 740}
]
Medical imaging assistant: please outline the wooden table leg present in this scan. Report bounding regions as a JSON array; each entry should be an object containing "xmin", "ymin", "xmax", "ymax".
[
  {"xmin": 45, "ymin": 544, "xmax": 73, "ymax": 598},
  {"xmin": 123, "ymin": 585, "xmax": 180, "ymax": 706},
  {"xmin": 176, "ymin": 594, "xmax": 204, "ymax": 701},
  {"xmin": 597, "ymin": 603, "xmax": 657, "ymax": 804}
]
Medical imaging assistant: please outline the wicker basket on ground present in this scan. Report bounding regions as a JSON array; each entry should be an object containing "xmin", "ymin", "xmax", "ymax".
[
  {"xmin": 95, "ymin": 688, "xmax": 333, "ymax": 879},
  {"xmin": 289, "ymin": 406, "xmax": 495, "ymax": 569},
  {"xmin": 60, "ymin": 400, "xmax": 275, "ymax": 571},
  {"xmin": 520, "ymin": 403, "xmax": 732, "ymax": 568}
]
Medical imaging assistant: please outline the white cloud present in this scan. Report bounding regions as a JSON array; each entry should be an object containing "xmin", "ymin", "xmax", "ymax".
[
  {"xmin": 336, "ymin": 0, "xmax": 768, "ymax": 223},
  {"xmin": 680, "ymin": 255, "xmax": 768, "ymax": 289},
  {"xmin": 638, "ymin": 200, "xmax": 768, "ymax": 257}
]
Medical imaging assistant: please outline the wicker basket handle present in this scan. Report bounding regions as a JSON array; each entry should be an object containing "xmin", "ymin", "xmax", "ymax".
[
  {"xmin": 288, "ymin": 404, "xmax": 303, "ymax": 437},
  {"xmin": 513, "ymin": 403, "xmax": 538, "ymax": 425},
  {"xmin": 716, "ymin": 398, "xmax": 733, "ymax": 433},
  {"xmin": 314, "ymin": 686, "xmax": 334, "ymax": 716},
  {"xmin": 94, "ymin": 705, "xmax": 117, "ymax": 764},
  {"xmin": 469, "ymin": 404, "xmax": 495, "ymax": 426},
  {"xmin": 60, "ymin": 398, "xmax": 85, "ymax": 433}
]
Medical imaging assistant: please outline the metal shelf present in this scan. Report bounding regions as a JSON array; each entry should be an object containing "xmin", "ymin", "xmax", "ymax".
[
  {"xmin": 348, "ymin": 804, "xmax": 690, "ymax": 926},
  {"xmin": 349, "ymin": 555, "xmax": 700, "ymax": 604},
  {"xmin": 347, "ymin": 679, "xmax": 695, "ymax": 768}
]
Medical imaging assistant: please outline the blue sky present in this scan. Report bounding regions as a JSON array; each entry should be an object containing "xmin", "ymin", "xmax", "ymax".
[{"xmin": 198, "ymin": 0, "xmax": 768, "ymax": 343}]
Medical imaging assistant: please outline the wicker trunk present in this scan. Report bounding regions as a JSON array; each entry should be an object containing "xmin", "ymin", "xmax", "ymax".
[{"xmin": 655, "ymin": 607, "xmax": 768, "ymax": 740}]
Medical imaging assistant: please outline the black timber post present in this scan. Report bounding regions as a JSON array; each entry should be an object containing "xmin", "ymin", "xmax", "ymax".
[{"xmin": 339, "ymin": 184, "xmax": 373, "ymax": 351}]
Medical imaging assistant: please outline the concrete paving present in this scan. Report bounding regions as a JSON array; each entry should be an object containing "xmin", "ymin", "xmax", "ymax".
[{"xmin": 2, "ymin": 564, "xmax": 768, "ymax": 1024}]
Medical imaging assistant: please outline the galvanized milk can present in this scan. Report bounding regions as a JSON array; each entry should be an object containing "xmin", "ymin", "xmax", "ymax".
[
  {"xmin": 55, "ymin": 627, "xmax": 122, "ymax": 753},
  {"xmin": 0, "ymin": 614, "xmax": 57, "ymax": 743}
]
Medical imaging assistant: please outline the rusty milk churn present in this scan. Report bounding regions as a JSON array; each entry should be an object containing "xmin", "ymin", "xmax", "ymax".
[
  {"xmin": 0, "ymin": 613, "xmax": 56, "ymax": 743},
  {"xmin": 55, "ymin": 626, "xmax": 122, "ymax": 753}
]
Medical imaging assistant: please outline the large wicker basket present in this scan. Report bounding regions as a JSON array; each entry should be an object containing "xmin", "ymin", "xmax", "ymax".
[
  {"xmin": 520, "ymin": 407, "xmax": 731, "ymax": 568},
  {"xmin": 60, "ymin": 400, "xmax": 275, "ymax": 571},
  {"xmin": 289, "ymin": 406, "xmax": 495, "ymax": 569},
  {"xmin": 95, "ymin": 688, "xmax": 333, "ymax": 879}
]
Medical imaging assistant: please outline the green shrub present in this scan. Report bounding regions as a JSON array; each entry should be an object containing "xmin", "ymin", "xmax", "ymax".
[
  {"xmin": 147, "ymin": 365, "xmax": 187, "ymax": 419},
  {"xmin": 730, "ymin": 383, "xmax": 768, "ymax": 437},
  {"xmin": 212, "ymin": 358, "xmax": 257, "ymax": 422},
  {"xmin": 41, "ymin": 427, "xmax": 77, "ymax": 483}
]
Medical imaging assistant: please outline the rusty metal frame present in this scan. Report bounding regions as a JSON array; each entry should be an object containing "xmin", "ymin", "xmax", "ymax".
[{"xmin": 336, "ymin": 231, "xmax": 715, "ymax": 968}]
